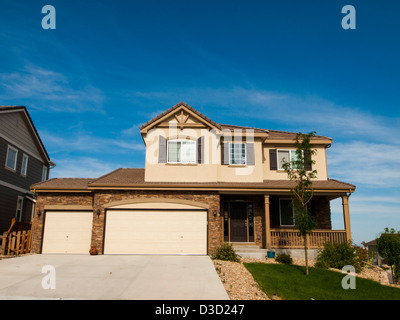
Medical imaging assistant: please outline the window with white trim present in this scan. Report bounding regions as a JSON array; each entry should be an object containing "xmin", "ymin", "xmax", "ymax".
[
  {"xmin": 277, "ymin": 149, "xmax": 300, "ymax": 170},
  {"xmin": 229, "ymin": 143, "xmax": 246, "ymax": 165},
  {"xmin": 5, "ymin": 145, "xmax": 18, "ymax": 171},
  {"xmin": 167, "ymin": 140, "xmax": 196, "ymax": 164},
  {"xmin": 42, "ymin": 166, "xmax": 48, "ymax": 182},
  {"xmin": 21, "ymin": 154, "xmax": 29, "ymax": 176}
]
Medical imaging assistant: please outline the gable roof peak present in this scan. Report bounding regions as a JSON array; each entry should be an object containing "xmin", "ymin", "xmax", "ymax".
[
  {"xmin": 0, "ymin": 105, "xmax": 53, "ymax": 165},
  {"xmin": 139, "ymin": 101, "xmax": 221, "ymax": 132}
]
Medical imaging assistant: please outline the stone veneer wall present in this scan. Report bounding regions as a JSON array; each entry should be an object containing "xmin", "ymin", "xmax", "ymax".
[
  {"xmin": 31, "ymin": 190, "xmax": 222, "ymax": 255},
  {"xmin": 30, "ymin": 191, "xmax": 333, "ymax": 255},
  {"xmin": 313, "ymin": 196, "xmax": 332, "ymax": 229},
  {"xmin": 93, "ymin": 190, "xmax": 222, "ymax": 254},
  {"xmin": 253, "ymin": 198, "xmax": 265, "ymax": 248}
]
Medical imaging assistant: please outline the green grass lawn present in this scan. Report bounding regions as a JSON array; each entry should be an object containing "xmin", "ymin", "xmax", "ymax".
[{"xmin": 244, "ymin": 263, "xmax": 400, "ymax": 300}]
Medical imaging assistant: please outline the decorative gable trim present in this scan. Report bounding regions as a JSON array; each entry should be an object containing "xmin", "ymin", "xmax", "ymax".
[{"xmin": 139, "ymin": 102, "xmax": 221, "ymax": 133}]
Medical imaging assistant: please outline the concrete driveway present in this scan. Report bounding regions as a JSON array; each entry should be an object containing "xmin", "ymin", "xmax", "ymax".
[{"xmin": 0, "ymin": 254, "xmax": 229, "ymax": 300}]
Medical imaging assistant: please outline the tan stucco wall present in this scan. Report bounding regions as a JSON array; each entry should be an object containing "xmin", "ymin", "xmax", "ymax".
[
  {"xmin": 144, "ymin": 124, "xmax": 265, "ymax": 183},
  {"xmin": 31, "ymin": 190, "xmax": 223, "ymax": 255},
  {"xmin": 143, "ymin": 114, "xmax": 329, "ymax": 183},
  {"xmin": 144, "ymin": 126, "xmax": 219, "ymax": 182},
  {"xmin": 262, "ymin": 145, "xmax": 328, "ymax": 180},
  {"xmin": 217, "ymin": 138, "xmax": 264, "ymax": 183}
]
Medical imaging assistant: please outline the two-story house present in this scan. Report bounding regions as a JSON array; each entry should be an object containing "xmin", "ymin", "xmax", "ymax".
[
  {"xmin": 0, "ymin": 106, "xmax": 54, "ymax": 233},
  {"xmin": 30, "ymin": 102, "xmax": 355, "ymax": 257}
]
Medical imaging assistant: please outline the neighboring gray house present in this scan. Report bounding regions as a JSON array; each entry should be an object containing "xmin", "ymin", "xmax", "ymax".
[
  {"xmin": 0, "ymin": 106, "xmax": 54, "ymax": 233},
  {"xmin": 364, "ymin": 239, "xmax": 387, "ymax": 266}
]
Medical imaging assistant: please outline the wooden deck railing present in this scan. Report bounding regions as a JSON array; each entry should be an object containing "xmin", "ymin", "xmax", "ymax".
[
  {"xmin": 270, "ymin": 229, "xmax": 347, "ymax": 249},
  {"xmin": 0, "ymin": 230, "xmax": 32, "ymax": 255},
  {"xmin": 0, "ymin": 218, "xmax": 32, "ymax": 256}
]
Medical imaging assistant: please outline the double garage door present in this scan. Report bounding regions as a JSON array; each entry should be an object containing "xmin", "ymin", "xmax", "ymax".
[{"xmin": 42, "ymin": 207, "xmax": 207, "ymax": 255}]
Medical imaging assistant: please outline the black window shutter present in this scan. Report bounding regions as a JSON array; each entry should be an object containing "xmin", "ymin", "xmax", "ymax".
[
  {"xmin": 158, "ymin": 135, "xmax": 167, "ymax": 163},
  {"xmin": 269, "ymin": 149, "xmax": 277, "ymax": 170},
  {"xmin": 304, "ymin": 150, "xmax": 312, "ymax": 171},
  {"xmin": 197, "ymin": 136, "xmax": 204, "ymax": 164}
]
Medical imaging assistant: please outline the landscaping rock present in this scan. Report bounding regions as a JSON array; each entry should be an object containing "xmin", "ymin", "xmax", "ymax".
[{"xmin": 213, "ymin": 260, "xmax": 269, "ymax": 300}]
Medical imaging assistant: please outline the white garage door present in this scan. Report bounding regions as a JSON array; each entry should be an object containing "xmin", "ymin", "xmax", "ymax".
[
  {"xmin": 42, "ymin": 211, "xmax": 93, "ymax": 254},
  {"xmin": 104, "ymin": 210, "xmax": 207, "ymax": 255}
]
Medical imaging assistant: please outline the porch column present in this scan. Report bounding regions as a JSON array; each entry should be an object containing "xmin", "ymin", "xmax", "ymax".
[
  {"xmin": 264, "ymin": 194, "xmax": 271, "ymax": 248},
  {"xmin": 342, "ymin": 195, "xmax": 352, "ymax": 242}
]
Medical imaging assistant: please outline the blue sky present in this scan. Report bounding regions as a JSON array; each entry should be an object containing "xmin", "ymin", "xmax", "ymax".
[{"xmin": 0, "ymin": 0, "xmax": 399, "ymax": 245}]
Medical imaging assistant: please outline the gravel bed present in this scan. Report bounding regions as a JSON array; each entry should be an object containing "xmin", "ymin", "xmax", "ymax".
[{"xmin": 213, "ymin": 259, "xmax": 270, "ymax": 300}]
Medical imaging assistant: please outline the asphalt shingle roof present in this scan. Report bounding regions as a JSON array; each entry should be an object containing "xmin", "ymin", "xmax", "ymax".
[{"xmin": 32, "ymin": 168, "xmax": 355, "ymax": 191}]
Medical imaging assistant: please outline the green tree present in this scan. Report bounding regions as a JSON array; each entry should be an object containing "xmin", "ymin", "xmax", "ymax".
[
  {"xmin": 376, "ymin": 228, "xmax": 400, "ymax": 284},
  {"xmin": 282, "ymin": 132, "xmax": 318, "ymax": 275}
]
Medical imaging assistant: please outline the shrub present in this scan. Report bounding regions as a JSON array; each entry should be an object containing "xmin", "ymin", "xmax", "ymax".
[
  {"xmin": 315, "ymin": 241, "xmax": 363, "ymax": 273},
  {"xmin": 376, "ymin": 228, "xmax": 400, "ymax": 284},
  {"xmin": 212, "ymin": 243, "xmax": 241, "ymax": 262},
  {"xmin": 275, "ymin": 253, "xmax": 293, "ymax": 265},
  {"xmin": 354, "ymin": 246, "xmax": 369, "ymax": 268},
  {"xmin": 314, "ymin": 259, "xmax": 329, "ymax": 269}
]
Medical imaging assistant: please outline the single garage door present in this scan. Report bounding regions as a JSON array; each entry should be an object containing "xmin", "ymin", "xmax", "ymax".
[
  {"xmin": 42, "ymin": 211, "xmax": 93, "ymax": 254},
  {"xmin": 104, "ymin": 209, "xmax": 207, "ymax": 255}
]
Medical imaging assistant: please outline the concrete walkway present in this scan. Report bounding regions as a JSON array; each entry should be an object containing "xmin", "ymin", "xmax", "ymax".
[{"xmin": 0, "ymin": 254, "xmax": 229, "ymax": 300}]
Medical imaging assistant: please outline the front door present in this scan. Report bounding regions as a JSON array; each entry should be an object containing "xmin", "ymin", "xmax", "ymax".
[{"xmin": 229, "ymin": 202, "xmax": 247, "ymax": 242}]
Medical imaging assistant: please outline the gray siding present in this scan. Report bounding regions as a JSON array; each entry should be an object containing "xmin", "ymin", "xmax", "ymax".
[
  {"xmin": 0, "ymin": 111, "xmax": 45, "ymax": 161},
  {"xmin": 0, "ymin": 137, "xmax": 46, "ymax": 190},
  {"xmin": 0, "ymin": 109, "xmax": 49, "ymax": 232},
  {"xmin": 0, "ymin": 185, "xmax": 33, "ymax": 233},
  {"xmin": 0, "ymin": 135, "xmax": 46, "ymax": 232}
]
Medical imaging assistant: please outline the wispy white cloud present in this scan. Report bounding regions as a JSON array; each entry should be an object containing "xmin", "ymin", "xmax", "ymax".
[
  {"xmin": 327, "ymin": 141, "xmax": 400, "ymax": 187},
  {"xmin": 40, "ymin": 129, "xmax": 145, "ymax": 156},
  {"xmin": 350, "ymin": 196, "xmax": 400, "ymax": 204},
  {"xmin": 49, "ymin": 157, "xmax": 119, "ymax": 179},
  {"xmin": 120, "ymin": 123, "xmax": 143, "ymax": 136},
  {"xmin": 128, "ymin": 87, "xmax": 400, "ymax": 144},
  {"xmin": 331, "ymin": 199, "xmax": 400, "ymax": 217},
  {"xmin": 330, "ymin": 197, "xmax": 400, "ymax": 244},
  {"xmin": 0, "ymin": 64, "xmax": 105, "ymax": 113},
  {"xmin": 130, "ymin": 86, "xmax": 400, "ymax": 191}
]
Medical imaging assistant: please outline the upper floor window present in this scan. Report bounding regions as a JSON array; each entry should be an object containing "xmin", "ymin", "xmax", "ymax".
[
  {"xmin": 42, "ymin": 166, "xmax": 48, "ymax": 182},
  {"xmin": 5, "ymin": 145, "xmax": 18, "ymax": 171},
  {"xmin": 277, "ymin": 149, "xmax": 302, "ymax": 170},
  {"xmin": 270, "ymin": 149, "xmax": 312, "ymax": 171},
  {"xmin": 221, "ymin": 142, "xmax": 254, "ymax": 166},
  {"xmin": 229, "ymin": 143, "xmax": 246, "ymax": 165},
  {"xmin": 21, "ymin": 154, "xmax": 29, "ymax": 176},
  {"xmin": 167, "ymin": 140, "xmax": 196, "ymax": 164}
]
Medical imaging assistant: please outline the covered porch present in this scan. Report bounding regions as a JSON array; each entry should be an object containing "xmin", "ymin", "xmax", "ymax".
[
  {"xmin": 221, "ymin": 192, "xmax": 352, "ymax": 250},
  {"xmin": 265, "ymin": 193, "xmax": 352, "ymax": 249}
]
